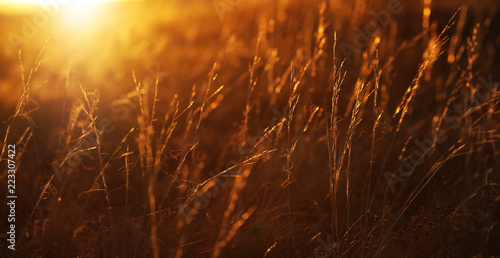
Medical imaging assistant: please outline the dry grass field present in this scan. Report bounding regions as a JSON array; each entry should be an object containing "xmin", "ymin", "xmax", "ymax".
[{"xmin": 0, "ymin": 0, "xmax": 500, "ymax": 257}]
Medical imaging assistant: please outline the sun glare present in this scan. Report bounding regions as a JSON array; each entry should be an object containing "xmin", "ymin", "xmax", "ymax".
[
  {"xmin": 0, "ymin": 0, "xmax": 135, "ymax": 36},
  {"xmin": 0, "ymin": 0, "xmax": 134, "ymax": 14},
  {"xmin": 0, "ymin": 0, "xmax": 121, "ymax": 6}
]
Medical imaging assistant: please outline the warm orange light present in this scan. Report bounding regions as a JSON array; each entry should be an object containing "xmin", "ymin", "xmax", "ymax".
[
  {"xmin": 0, "ymin": 0, "xmax": 138, "ymax": 14},
  {"xmin": 0, "ymin": 0, "xmax": 127, "ymax": 6}
]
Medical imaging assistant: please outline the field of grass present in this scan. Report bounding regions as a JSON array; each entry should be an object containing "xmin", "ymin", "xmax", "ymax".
[{"xmin": 1, "ymin": 0, "xmax": 500, "ymax": 257}]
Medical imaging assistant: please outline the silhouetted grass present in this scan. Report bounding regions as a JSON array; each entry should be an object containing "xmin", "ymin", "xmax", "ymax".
[{"xmin": 0, "ymin": 0, "xmax": 499, "ymax": 257}]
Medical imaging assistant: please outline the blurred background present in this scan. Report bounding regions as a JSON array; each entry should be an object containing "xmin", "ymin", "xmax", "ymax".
[{"xmin": 1, "ymin": 0, "xmax": 500, "ymax": 256}]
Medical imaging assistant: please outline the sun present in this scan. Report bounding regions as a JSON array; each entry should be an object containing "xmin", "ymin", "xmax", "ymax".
[
  {"xmin": 0, "ymin": 0, "xmax": 140, "ymax": 34},
  {"xmin": 0, "ymin": 0, "xmax": 123, "ymax": 6},
  {"xmin": 0, "ymin": 0, "xmax": 136, "ymax": 14}
]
